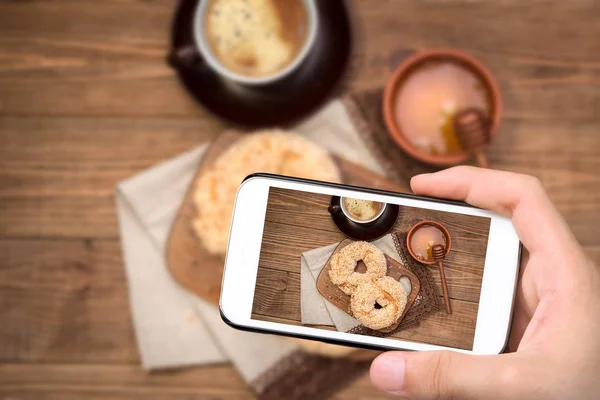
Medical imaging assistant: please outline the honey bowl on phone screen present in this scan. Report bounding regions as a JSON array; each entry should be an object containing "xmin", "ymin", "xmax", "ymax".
[{"xmin": 409, "ymin": 224, "xmax": 447, "ymax": 262}]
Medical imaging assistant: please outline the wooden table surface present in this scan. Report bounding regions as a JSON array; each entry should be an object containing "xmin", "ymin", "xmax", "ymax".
[
  {"xmin": 253, "ymin": 188, "xmax": 491, "ymax": 351},
  {"xmin": 1, "ymin": 1, "xmax": 600, "ymax": 399}
]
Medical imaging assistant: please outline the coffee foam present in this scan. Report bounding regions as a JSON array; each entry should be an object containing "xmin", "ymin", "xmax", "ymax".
[
  {"xmin": 344, "ymin": 198, "xmax": 383, "ymax": 221},
  {"xmin": 206, "ymin": 0, "xmax": 302, "ymax": 77}
]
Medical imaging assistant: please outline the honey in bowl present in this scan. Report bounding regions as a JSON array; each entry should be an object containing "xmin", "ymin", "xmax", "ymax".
[
  {"xmin": 409, "ymin": 224, "xmax": 447, "ymax": 262},
  {"xmin": 394, "ymin": 61, "xmax": 490, "ymax": 155}
]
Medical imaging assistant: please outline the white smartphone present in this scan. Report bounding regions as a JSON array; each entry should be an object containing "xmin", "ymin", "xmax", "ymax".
[{"xmin": 220, "ymin": 174, "xmax": 521, "ymax": 355}]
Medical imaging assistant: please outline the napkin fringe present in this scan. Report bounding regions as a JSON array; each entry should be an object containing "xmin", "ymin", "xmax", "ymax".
[{"xmin": 252, "ymin": 349, "xmax": 369, "ymax": 400}]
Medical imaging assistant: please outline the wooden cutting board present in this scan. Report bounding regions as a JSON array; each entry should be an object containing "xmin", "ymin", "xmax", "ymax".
[
  {"xmin": 166, "ymin": 132, "xmax": 410, "ymax": 305},
  {"xmin": 316, "ymin": 239, "xmax": 421, "ymax": 333}
]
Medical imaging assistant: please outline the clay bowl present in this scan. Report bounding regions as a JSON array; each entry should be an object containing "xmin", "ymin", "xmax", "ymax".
[
  {"xmin": 383, "ymin": 48, "xmax": 502, "ymax": 166},
  {"xmin": 406, "ymin": 220, "xmax": 452, "ymax": 265}
]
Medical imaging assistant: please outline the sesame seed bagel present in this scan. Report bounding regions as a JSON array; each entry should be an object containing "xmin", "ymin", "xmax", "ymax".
[
  {"xmin": 351, "ymin": 276, "xmax": 407, "ymax": 330},
  {"xmin": 328, "ymin": 241, "xmax": 387, "ymax": 295}
]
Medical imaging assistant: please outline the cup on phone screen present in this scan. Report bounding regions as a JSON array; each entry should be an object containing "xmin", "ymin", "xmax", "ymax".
[{"xmin": 329, "ymin": 197, "xmax": 388, "ymax": 224}]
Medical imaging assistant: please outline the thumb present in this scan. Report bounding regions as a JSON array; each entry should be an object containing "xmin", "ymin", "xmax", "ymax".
[{"xmin": 370, "ymin": 351, "xmax": 516, "ymax": 399}]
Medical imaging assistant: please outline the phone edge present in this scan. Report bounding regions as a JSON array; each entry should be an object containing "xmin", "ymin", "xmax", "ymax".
[
  {"xmin": 242, "ymin": 172, "xmax": 478, "ymax": 210},
  {"xmin": 220, "ymin": 172, "xmax": 520, "ymax": 355}
]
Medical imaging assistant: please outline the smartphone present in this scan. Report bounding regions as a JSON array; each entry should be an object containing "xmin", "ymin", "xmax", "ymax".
[{"xmin": 220, "ymin": 174, "xmax": 521, "ymax": 355}]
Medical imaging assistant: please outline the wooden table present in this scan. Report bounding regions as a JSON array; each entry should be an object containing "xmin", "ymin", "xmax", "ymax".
[
  {"xmin": 253, "ymin": 188, "xmax": 491, "ymax": 351},
  {"xmin": 1, "ymin": 1, "xmax": 599, "ymax": 398}
]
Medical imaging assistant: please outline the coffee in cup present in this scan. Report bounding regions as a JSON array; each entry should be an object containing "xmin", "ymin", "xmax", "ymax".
[
  {"xmin": 329, "ymin": 197, "xmax": 387, "ymax": 224},
  {"xmin": 204, "ymin": 0, "xmax": 309, "ymax": 78},
  {"xmin": 177, "ymin": 0, "xmax": 319, "ymax": 85},
  {"xmin": 343, "ymin": 198, "xmax": 384, "ymax": 221}
]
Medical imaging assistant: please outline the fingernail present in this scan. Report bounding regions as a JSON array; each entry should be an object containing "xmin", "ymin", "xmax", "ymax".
[
  {"xmin": 370, "ymin": 352, "xmax": 406, "ymax": 394},
  {"xmin": 413, "ymin": 173, "xmax": 432, "ymax": 179}
]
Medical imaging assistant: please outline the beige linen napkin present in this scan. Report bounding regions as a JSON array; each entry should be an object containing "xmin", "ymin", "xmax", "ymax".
[
  {"xmin": 300, "ymin": 235, "xmax": 411, "ymax": 332},
  {"xmin": 116, "ymin": 146, "xmax": 227, "ymax": 369},
  {"xmin": 116, "ymin": 99, "xmax": 388, "ymax": 373}
]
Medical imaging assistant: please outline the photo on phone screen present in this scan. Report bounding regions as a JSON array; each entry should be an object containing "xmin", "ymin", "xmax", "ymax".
[{"xmin": 249, "ymin": 187, "xmax": 492, "ymax": 351}]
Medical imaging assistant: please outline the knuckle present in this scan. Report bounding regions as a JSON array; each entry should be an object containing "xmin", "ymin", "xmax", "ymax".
[
  {"xmin": 519, "ymin": 174, "xmax": 544, "ymax": 192},
  {"xmin": 450, "ymin": 165, "xmax": 478, "ymax": 175},
  {"xmin": 510, "ymin": 173, "xmax": 547, "ymax": 206},
  {"xmin": 428, "ymin": 352, "xmax": 453, "ymax": 399}
]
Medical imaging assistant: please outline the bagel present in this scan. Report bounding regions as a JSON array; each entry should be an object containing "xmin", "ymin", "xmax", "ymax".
[
  {"xmin": 193, "ymin": 130, "xmax": 341, "ymax": 255},
  {"xmin": 350, "ymin": 276, "xmax": 407, "ymax": 330},
  {"xmin": 328, "ymin": 241, "xmax": 387, "ymax": 295}
]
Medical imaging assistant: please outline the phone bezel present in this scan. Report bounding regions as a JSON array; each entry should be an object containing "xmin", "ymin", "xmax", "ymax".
[{"xmin": 220, "ymin": 174, "xmax": 521, "ymax": 355}]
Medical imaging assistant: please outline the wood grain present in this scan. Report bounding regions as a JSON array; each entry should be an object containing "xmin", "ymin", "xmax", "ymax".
[
  {"xmin": 1, "ymin": 2, "xmax": 600, "ymax": 120},
  {"xmin": 0, "ymin": 239, "xmax": 137, "ymax": 363},
  {"xmin": 259, "ymin": 192, "xmax": 489, "ymax": 303},
  {"xmin": 1, "ymin": 0, "xmax": 600, "ymax": 398},
  {"xmin": 1, "ymin": 119, "xmax": 599, "ymax": 241},
  {"xmin": 0, "ymin": 363, "xmax": 392, "ymax": 400},
  {"xmin": 0, "ymin": 363, "xmax": 255, "ymax": 399},
  {"xmin": 253, "ymin": 285, "xmax": 478, "ymax": 351},
  {"xmin": 0, "ymin": 117, "xmax": 221, "ymax": 238},
  {"xmin": 252, "ymin": 188, "xmax": 489, "ymax": 350}
]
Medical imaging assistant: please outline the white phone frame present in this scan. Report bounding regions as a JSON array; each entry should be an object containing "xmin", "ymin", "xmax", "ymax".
[{"xmin": 220, "ymin": 174, "xmax": 521, "ymax": 355}]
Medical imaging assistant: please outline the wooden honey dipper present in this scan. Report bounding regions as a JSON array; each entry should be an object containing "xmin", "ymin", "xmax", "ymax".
[
  {"xmin": 453, "ymin": 108, "xmax": 490, "ymax": 168},
  {"xmin": 432, "ymin": 244, "xmax": 452, "ymax": 314}
]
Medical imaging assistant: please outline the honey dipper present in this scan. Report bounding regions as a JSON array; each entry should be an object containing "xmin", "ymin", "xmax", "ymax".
[
  {"xmin": 432, "ymin": 244, "xmax": 452, "ymax": 314},
  {"xmin": 453, "ymin": 108, "xmax": 490, "ymax": 168}
]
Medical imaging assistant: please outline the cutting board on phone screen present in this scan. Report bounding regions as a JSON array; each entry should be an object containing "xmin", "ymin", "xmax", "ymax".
[{"xmin": 166, "ymin": 131, "xmax": 410, "ymax": 305}]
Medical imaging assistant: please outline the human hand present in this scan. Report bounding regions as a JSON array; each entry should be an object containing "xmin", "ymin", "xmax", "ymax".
[{"xmin": 370, "ymin": 167, "xmax": 600, "ymax": 399}]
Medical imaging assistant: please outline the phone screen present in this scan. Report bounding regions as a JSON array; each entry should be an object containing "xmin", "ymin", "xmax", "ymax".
[{"xmin": 250, "ymin": 186, "xmax": 492, "ymax": 351}]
